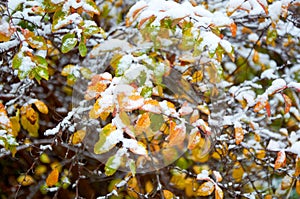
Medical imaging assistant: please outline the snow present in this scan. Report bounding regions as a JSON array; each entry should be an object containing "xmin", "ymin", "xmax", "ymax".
[
  {"xmin": 8, "ymin": 0, "xmax": 25, "ymax": 11},
  {"xmin": 219, "ymin": 40, "xmax": 232, "ymax": 53},
  {"xmin": 261, "ymin": 69, "xmax": 278, "ymax": 79},
  {"xmin": 44, "ymin": 124, "xmax": 61, "ymax": 136},
  {"xmin": 224, "ymin": 62, "xmax": 237, "ymax": 73},
  {"xmin": 287, "ymin": 82, "xmax": 300, "ymax": 91},
  {"xmin": 40, "ymin": 145, "xmax": 52, "ymax": 151},
  {"xmin": 269, "ymin": 1, "xmax": 282, "ymax": 22},
  {"xmin": 266, "ymin": 78, "xmax": 286, "ymax": 95},
  {"xmin": 51, "ymin": 0, "xmax": 64, "ymax": 4},
  {"xmin": 289, "ymin": 141, "xmax": 300, "ymax": 156},
  {"xmin": 196, "ymin": 169, "xmax": 210, "ymax": 180},
  {"xmin": 198, "ymin": 31, "xmax": 220, "ymax": 53}
]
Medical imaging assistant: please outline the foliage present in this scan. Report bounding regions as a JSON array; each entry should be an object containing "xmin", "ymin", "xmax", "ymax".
[{"xmin": 0, "ymin": 0, "xmax": 300, "ymax": 198}]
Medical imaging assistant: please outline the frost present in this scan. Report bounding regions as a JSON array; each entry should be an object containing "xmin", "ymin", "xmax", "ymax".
[
  {"xmin": 197, "ymin": 169, "xmax": 210, "ymax": 180},
  {"xmin": 266, "ymin": 78, "xmax": 286, "ymax": 95},
  {"xmin": 261, "ymin": 69, "xmax": 278, "ymax": 79},
  {"xmin": 288, "ymin": 141, "xmax": 300, "ymax": 156},
  {"xmin": 287, "ymin": 82, "xmax": 300, "ymax": 91},
  {"xmin": 40, "ymin": 145, "xmax": 52, "ymax": 151}
]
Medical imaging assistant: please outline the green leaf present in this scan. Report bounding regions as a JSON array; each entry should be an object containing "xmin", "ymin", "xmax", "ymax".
[
  {"xmin": 28, "ymin": 36, "xmax": 47, "ymax": 50},
  {"xmin": 119, "ymin": 111, "xmax": 131, "ymax": 126},
  {"xmin": 129, "ymin": 159, "xmax": 136, "ymax": 177},
  {"xmin": 141, "ymin": 87, "xmax": 152, "ymax": 98},
  {"xmin": 83, "ymin": 26, "xmax": 100, "ymax": 37},
  {"xmin": 61, "ymin": 33, "xmax": 77, "ymax": 53},
  {"xmin": 79, "ymin": 40, "xmax": 87, "ymax": 57},
  {"xmin": 12, "ymin": 53, "xmax": 22, "ymax": 69},
  {"xmin": 94, "ymin": 123, "xmax": 116, "ymax": 154},
  {"xmin": 105, "ymin": 155, "xmax": 122, "ymax": 176},
  {"xmin": 150, "ymin": 113, "xmax": 164, "ymax": 132},
  {"xmin": 52, "ymin": 9, "xmax": 68, "ymax": 31}
]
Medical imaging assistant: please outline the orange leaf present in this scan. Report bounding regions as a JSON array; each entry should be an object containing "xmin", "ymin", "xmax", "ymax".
[
  {"xmin": 253, "ymin": 50, "xmax": 259, "ymax": 63},
  {"xmin": 135, "ymin": 112, "xmax": 151, "ymax": 133},
  {"xmin": 230, "ymin": 22, "xmax": 237, "ymax": 37},
  {"xmin": 274, "ymin": 150, "xmax": 286, "ymax": 170},
  {"xmin": 46, "ymin": 168, "xmax": 59, "ymax": 187},
  {"xmin": 141, "ymin": 99, "xmax": 161, "ymax": 114},
  {"xmin": 256, "ymin": 0, "xmax": 269, "ymax": 14},
  {"xmin": 296, "ymin": 180, "xmax": 300, "ymax": 195},
  {"xmin": 163, "ymin": 189, "xmax": 175, "ymax": 199},
  {"xmin": 196, "ymin": 181, "xmax": 215, "ymax": 196},
  {"xmin": 254, "ymin": 101, "xmax": 266, "ymax": 113},
  {"xmin": 213, "ymin": 171, "xmax": 223, "ymax": 182},
  {"xmin": 167, "ymin": 121, "xmax": 186, "ymax": 146},
  {"xmin": 265, "ymin": 101, "xmax": 271, "ymax": 117},
  {"xmin": 282, "ymin": 94, "xmax": 292, "ymax": 114},
  {"xmin": 234, "ymin": 127, "xmax": 244, "ymax": 145},
  {"xmin": 215, "ymin": 185, "xmax": 224, "ymax": 199}
]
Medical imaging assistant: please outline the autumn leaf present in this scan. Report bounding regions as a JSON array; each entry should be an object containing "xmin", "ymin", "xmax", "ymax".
[
  {"xmin": 70, "ymin": 129, "xmax": 86, "ymax": 144},
  {"xmin": 230, "ymin": 22, "xmax": 237, "ymax": 37},
  {"xmin": 274, "ymin": 150, "xmax": 286, "ymax": 169},
  {"xmin": 46, "ymin": 168, "xmax": 59, "ymax": 187},
  {"xmin": 234, "ymin": 127, "xmax": 244, "ymax": 145},
  {"xmin": 0, "ymin": 103, "xmax": 12, "ymax": 130},
  {"xmin": 163, "ymin": 189, "xmax": 175, "ymax": 199},
  {"xmin": 213, "ymin": 171, "xmax": 223, "ymax": 182},
  {"xmin": 296, "ymin": 180, "xmax": 300, "ymax": 195},
  {"xmin": 280, "ymin": 175, "xmax": 292, "ymax": 190},
  {"xmin": 167, "ymin": 121, "xmax": 186, "ymax": 146},
  {"xmin": 188, "ymin": 129, "xmax": 201, "ymax": 150},
  {"xmin": 34, "ymin": 100, "xmax": 49, "ymax": 114},
  {"xmin": 135, "ymin": 112, "xmax": 151, "ymax": 134},
  {"xmin": 196, "ymin": 181, "xmax": 215, "ymax": 196},
  {"xmin": 21, "ymin": 105, "xmax": 39, "ymax": 137},
  {"xmin": 232, "ymin": 162, "xmax": 244, "ymax": 182},
  {"xmin": 215, "ymin": 185, "xmax": 224, "ymax": 199},
  {"xmin": 295, "ymin": 156, "xmax": 300, "ymax": 176},
  {"xmin": 282, "ymin": 94, "xmax": 292, "ymax": 114},
  {"xmin": 17, "ymin": 175, "xmax": 35, "ymax": 186}
]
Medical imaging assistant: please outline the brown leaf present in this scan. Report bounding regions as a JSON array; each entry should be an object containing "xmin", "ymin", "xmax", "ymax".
[
  {"xmin": 46, "ymin": 168, "xmax": 59, "ymax": 187},
  {"xmin": 295, "ymin": 156, "xmax": 300, "ymax": 176},
  {"xmin": 274, "ymin": 150, "xmax": 286, "ymax": 170}
]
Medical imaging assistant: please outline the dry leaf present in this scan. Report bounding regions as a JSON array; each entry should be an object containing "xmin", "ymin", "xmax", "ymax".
[
  {"xmin": 296, "ymin": 180, "xmax": 300, "ymax": 195},
  {"xmin": 46, "ymin": 168, "xmax": 59, "ymax": 187},
  {"xmin": 282, "ymin": 94, "xmax": 292, "ymax": 114},
  {"xmin": 295, "ymin": 156, "xmax": 300, "ymax": 176},
  {"xmin": 274, "ymin": 150, "xmax": 286, "ymax": 170}
]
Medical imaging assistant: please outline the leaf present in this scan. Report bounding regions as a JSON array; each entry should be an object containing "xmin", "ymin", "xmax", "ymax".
[
  {"xmin": 71, "ymin": 129, "xmax": 86, "ymax": 145},
  {"xmin": 282, "ymin": 94, "xmax": 292, "ymax": 114},
  {"xmin": 230, "ymin": 22, "xmax": 237, "ymax": 37},
  {"xmin": 215, "ymin": 185, "xmax": 224, "ymax": 199},
  {"xmin": 280, "ymin": 175, "xmax": 292, "ymax": 190},
  {"xmin": 17, "ymin": 175, "xmax": 35, "ymax": 186},
  {"xmin": 105, "ymin": 155, "xmax": 122, "ymax": 176},
  {"xmin": 21, "ymin": 105, "xmax": 39, "ymax": 137},
  {"xmin": 94, "ymin": 124, "xmax": 117, "ymax": 154},
  {"xmin": 61, "ymin": 33, "xmax": 77, "ymax": 53},
  {"xmin": 295, "ymin": 156, "xmax": 300, "ymax": 176},
  {"xmin": 79, "ymin": 40, "xmax": 87, "ymax": 57},
  {"xmin": 0, "ymin": 103, "xmax": 12, "ymax": 130},
  {"xmin": 196, "ymin": 181, "xmax": 215, "ymax": 196},
  {"xmin": 149, "ymin": 113, "xmax": 164, "ymax": 132},
  {"xmin": 46, "ymin": 168, "xmax": 59, "ymax": 187},
  {"xmin": 141, "ymin": 99, "xmax": 161, "ymax": 114},
  {"xmin": 167, "ymin": 121, "xmax": 186, "ymax": 146},
  {"xmin": 34, "ymin": 100, "xmax": 49, "ymax": 114},
  {"xmin": 296, "ymin": 180, "xmax": 300, "ymax": 195},
  {"xmin": 213, "ymin": 171, "xmax": 223, "ymax": 182},
  {"xmin": 135, "ymin": 112, "xmax": 151, "ymax": 134},
  {"xmin": 27, "ymin": 36, "xmax": 47, "ymax": 50},
  {"xmin": 265, "ymin": 100, "xmax": 271, "ymax": 117},
  {"xmin": 234, "ymin": 127, "xmax": 244, "ymax": 145},
  {"xmin": 9, "ymin": 110, "xmax": 20, "ymax": 137},
  {"xmin": 256, "ymin": 0, "xmax": 268, "ymax": 14},
  {"xmin": 129, "ymin": 159, "xmax": 136, "ymax": 177},
  {"xmin": 274, "ymin": 150, "xmax": 286, "ymax": 169},
  {"xmin": 163, "ymin": 190, "xmax": 175, "ymax": 199},
  {"xmin": 232, "ymin": 162, "xmax": 244, "ymax": 182},
  {"xmin": 188, "ymin": 129, "xmax": 201, "ymax": 150}
]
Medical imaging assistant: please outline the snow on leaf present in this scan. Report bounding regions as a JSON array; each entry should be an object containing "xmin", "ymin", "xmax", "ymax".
[
  {"xmin": 196, "ymin": 169, "xmax": 210, "ymax": 181},
  {"xmin": 188, "ymin": 128, "xmax": 201, "ymax": 150},
  {"xmin": 196, "ymin": 181, "xmax": 215, "ymax": 196},
  {"xmin": 213, "ymin": 171, "xmax": 223, "ymax": 182},
  {"xmin": 105, "ymin": 153, "xmax": 123, "ymax": 176},
  {"xmin": 141, "ymin": 99, "xmax": 161, "ymax": 114},
  {"xmin": 178, "ymin": 101, "xmax": 193, "ymax": 116},
  {"xmin": 289, "ymin": 141, "xmax": 300, "ymax": 156},
  {"xmin": 266, "ymin": 78, "xmax": 287, "ymax": 95},
  {"xmin": 122, "ymin": 95, "xmax": 145, "ymax": 111},
  {"xmin": 274, "ymin": 150, "xmax": 286, "ymax": 169},
  {"xmin": 167, "ymin": 120, "xmax": 186, "ymax": 147},
  {"xmin": 0, "ymin": 103, "xmax": 12, "ymax": 130},
  {"xmin": 234, "ymin": 126, "xmax": 244, "ymax": 145},
  {"xmin": 287, "ymin": 82, "xmax": 300, "ymax": 92}
]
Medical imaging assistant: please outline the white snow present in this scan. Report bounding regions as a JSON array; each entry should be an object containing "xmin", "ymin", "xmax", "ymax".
[
  {"xmin": 266, "ymin": 78, "xmax": 286, "ymax": 95},
  {"xmin": 269, "ymin": 1, "xmax": 282, "ymax": 22},
  {"xmin": 288, "ymin": 141, "xmax": 300, "ymax": 156},
  {"xmin": 287, "ymin": 82, "xmax": 300, "ymax": 91}
]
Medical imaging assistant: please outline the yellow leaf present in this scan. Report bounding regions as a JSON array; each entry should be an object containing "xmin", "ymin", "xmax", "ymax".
[
  {"xmin": 163, "ymin": 190, "xmax": 175, "ymax": 199},
  {"xmin": 191, "ymin": 70, "xmax": 203, "ymax": 83},
  {"xmin": 145, "ymin": 181, "xmax": 154, "ymax": 193},
  {"xmin": 17, "ymin": 175, "xmax": 35, "ymax": 186},
  {"xmin": 167, "ymin": 121, "xmax": 186, "ymax": 146},
  {"xmin": 274, "ymin": 150, "xmax": 286, "ymax": 170},
  {"xmin": 196, "ymin": 181, "xmax": 215, "ymax": 196},
  {"xmin": 35, "ymin": 165, "xmax": 47, "ymax": 176},
  {"xmin": 215, "ymin": 185, "xmax": 224, "ymax": 199},
  {"xmin": 71, "ymin": 129, "xmax": 86, "ymax": 144},
  {"xmin": 34, "ymin": 100, "xmax": 48, "ymax": 114},
  {"xmin": 232, "ymin": 162, "xmax": 244, "ymax": 182},
  {"xmin": 21, "ymin": 105, "xmax": 39, "ymax": 137},
  {"xmin": 296, "ymin": 180, "xmax": 300, "ymax": 195},
  {"xmin": 9, "ymin": 109, "xmax": 20, "ymax": 137},
  {"xmin": 40, "ymin": 153, "xmax": 51, "ymax": 164},
  {"xmin": 234, "ymin": 127, "xmax": 244, "ymax": 145},
  {"xmin": 46, "ymin": 168, "xmax": 59, "ymax": 187}
]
